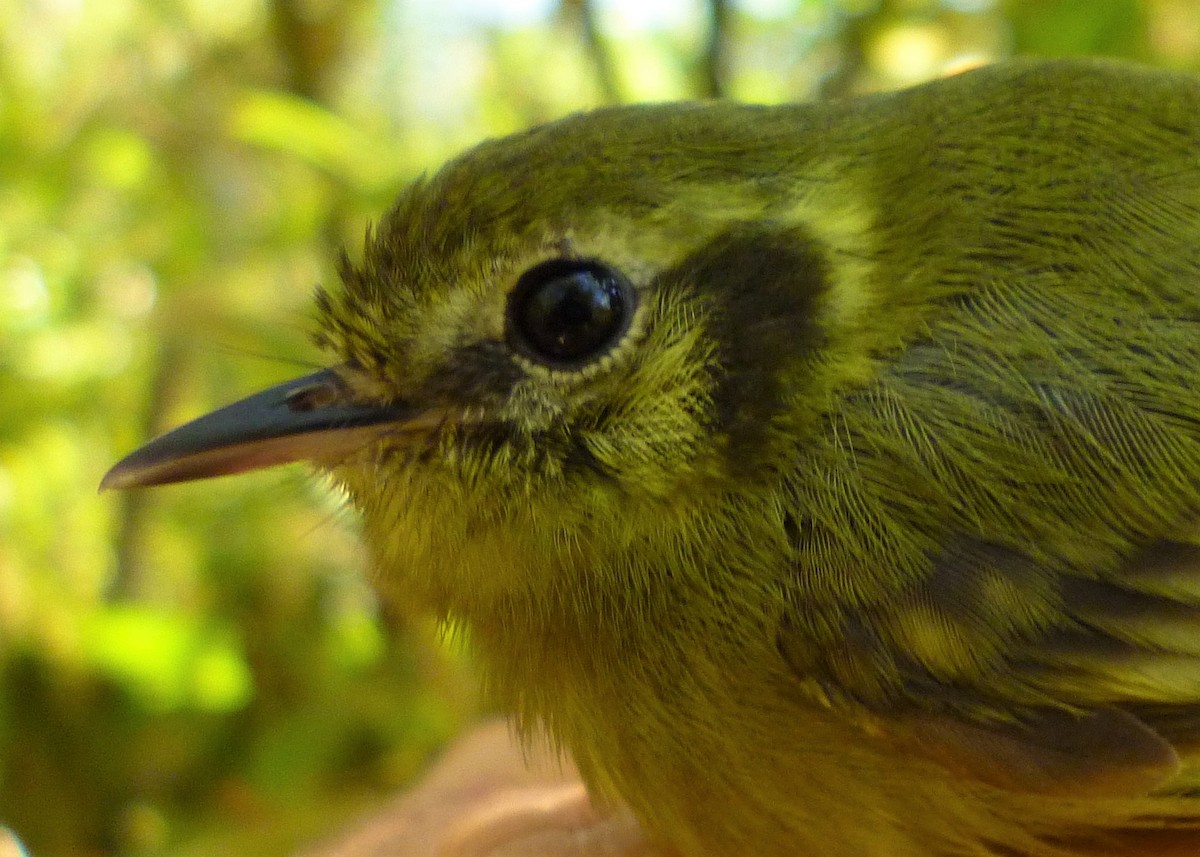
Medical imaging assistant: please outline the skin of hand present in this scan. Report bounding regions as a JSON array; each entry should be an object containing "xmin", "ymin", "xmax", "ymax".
[
  {"xmin": 105, "ymin": 58, "xmax": 1200, "ymax": 856},
  {"xmin": 298, "ymin": 721, "xmax": 660, "ymax": 857},
  {"xmin": 0, "ymin": 829, "xmax": 26, "ymax": 857}
]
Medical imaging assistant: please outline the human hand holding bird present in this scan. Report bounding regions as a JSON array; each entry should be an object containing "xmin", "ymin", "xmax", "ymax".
[{"xmin": 299, "ymin": 721, "xmax": 656, "ymax": 857}]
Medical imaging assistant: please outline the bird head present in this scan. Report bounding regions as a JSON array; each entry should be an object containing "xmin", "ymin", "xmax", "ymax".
[{"xmin": 104, "ymin": 101, "xmax": 859, "ymax": 618}]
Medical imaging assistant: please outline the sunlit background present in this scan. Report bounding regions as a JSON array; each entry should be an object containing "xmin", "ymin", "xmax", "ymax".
[{"xmin": 2, "ymin": 0, "xmax": 1198, "ymax": 854}]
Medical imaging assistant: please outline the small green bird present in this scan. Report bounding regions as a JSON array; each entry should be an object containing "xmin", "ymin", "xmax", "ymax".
[{"xmin": 106, "ymin": 58, "xmax": 1200, "ymax": 856}]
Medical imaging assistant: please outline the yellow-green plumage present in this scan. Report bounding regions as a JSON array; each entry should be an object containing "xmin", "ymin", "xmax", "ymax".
[{"xmin": 108, "ymin": 58, "xmax": 1200, "ymax": 855}]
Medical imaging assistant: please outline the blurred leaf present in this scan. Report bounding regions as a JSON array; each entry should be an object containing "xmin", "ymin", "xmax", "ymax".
[
  {"xmin": 229, "ymin": 90, "xmax": 403, "ymax": 192},
  {"xmin": 80, "ymin": 606, "xmax": 254, "ymax": 713}
]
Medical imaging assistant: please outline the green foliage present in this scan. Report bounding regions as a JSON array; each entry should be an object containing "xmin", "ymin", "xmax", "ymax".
[{"xmin": 0, "ymin": 0, "xmax": 1192, "ymax": 854}]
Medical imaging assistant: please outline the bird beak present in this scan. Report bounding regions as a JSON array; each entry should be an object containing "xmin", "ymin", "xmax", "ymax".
[{"xmin": 101, "ymin": 368, "xmax": 414, "ymax": 491}]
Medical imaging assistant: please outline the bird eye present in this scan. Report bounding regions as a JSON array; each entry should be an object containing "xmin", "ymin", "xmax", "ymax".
[{"xmin": 506, "ymin": 258, "xmax": 634, "ymax": 367}]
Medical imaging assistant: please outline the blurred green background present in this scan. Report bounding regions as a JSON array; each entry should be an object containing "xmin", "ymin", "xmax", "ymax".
[{"xmin": 1, "ymin": 0, "xmax": 1197, "ymax": 854}]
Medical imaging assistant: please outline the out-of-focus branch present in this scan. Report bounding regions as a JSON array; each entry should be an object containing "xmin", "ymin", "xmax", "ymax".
[
  {"xmin": 700, "ymin": 0, "xmax": 731, "ymax": 98},
  {"xmin": 107, "ymin": 340, "xmax": 188, "ymax": 599},
  {"xmin": 560, "ymin": 0, "xmax": 624, "ymax": 104},
  {"xmin": 818, "ymin": 4, "xmax": 874, "ymax": 99},
  {"xmin": 270, "ymin": 0, "xmax": 339, "ymax": 101},
  {"xmin": 270, "ymin": 0, "xmax": 367, "ymax": 251}
]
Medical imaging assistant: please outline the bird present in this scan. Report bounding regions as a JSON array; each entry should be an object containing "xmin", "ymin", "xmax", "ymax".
[{"xmin": 105, "ymin": 57, "xmax": 1200, "ymax": 856}]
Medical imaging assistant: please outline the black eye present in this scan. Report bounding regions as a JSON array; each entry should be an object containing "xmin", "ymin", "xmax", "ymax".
[{"xmin": 507, "ymin": 258, "xmax": 634, "ymax": 367}]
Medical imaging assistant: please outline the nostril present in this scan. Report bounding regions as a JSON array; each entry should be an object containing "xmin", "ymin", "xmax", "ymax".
[{"xmin": 285, "ymin": 380, "xmax": 342, "ymax": 412}]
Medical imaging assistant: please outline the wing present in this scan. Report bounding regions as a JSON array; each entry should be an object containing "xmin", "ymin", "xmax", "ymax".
[
  {"xmin": 770, "ymin": 101, "xmax": 1200, "ymax": 804},
  {"xmin": 777, "ymin": 342, "xmax": 1200, "ymax": 800},
  {"xmin": 783, "ymin": 535, "xmax": 1200, "ymax": 797}
]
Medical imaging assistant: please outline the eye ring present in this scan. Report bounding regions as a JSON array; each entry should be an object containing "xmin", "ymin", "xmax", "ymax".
[{"xmin": 506, "ymin": 258, "xmax": 635, "ymax": 369}]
